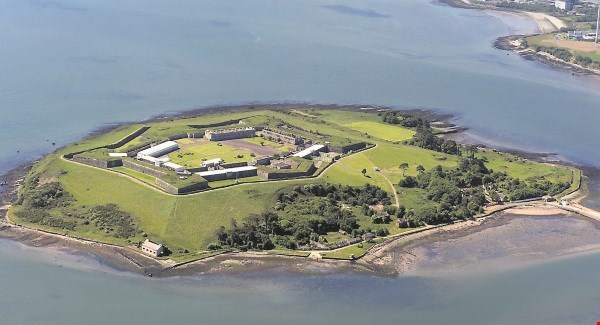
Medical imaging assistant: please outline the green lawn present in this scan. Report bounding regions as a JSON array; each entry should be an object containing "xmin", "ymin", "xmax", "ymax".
[
  {"xmin": 320, "ymin": 241, "xmax": 376, "ymax": 259},
  {"xmin": 479, "ymin": 149, "xmax": 573, "ymax": 184},
  {"xmin": 242, "ymin": 136, "xmax": 295, "ymax": 152},
  {"xmin": 169, "ymin": 139, "xmax": 251, "ymax": 167},
  {"xmin": 344, "ymin": 121, "xmax": 416, "ymax": 142},
  {"xmin": 112, "ymin": 166, "xmax": 157, "ymax": 185}
]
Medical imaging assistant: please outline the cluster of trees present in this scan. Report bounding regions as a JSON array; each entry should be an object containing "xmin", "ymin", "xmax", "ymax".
[
  {"xmin": 86, "ymin": 204, "xmax": 137, "ymax": 238},
  {"xmin": 14, "ymin": 181, "xmax": 77, "ymax": 230},
  {"xmin": 213, "ymin": 212, "xmax": 279, "ymax": 250},
  {"xmin": 532, "ymin": 45, "xmax": 572, "ymax": 62},
  {"xmin": 498, "ymin": 177, "xmax": 569, "ymax": 201},
  {"xmin": 398, "ymin": 159, "xmax": 490, "ymax": 224},
  {"xmin": 380, "ymin": 111, "xmax": 460, "ymax": 155},
  {"xmin": 15, "ymin": 208, "xmax": 76, "ymax": 230},
  {"xmin": 17, "ymin": 181, "xmax": 72, "ymax": 209},
  {"xmin": 575, "ymin": 55, "xmax": 596, "ymax": 67},
  {"xmin": 278, "ymin": 183, "xmax": 392, "ymax": 208},
  {"xmin": 407, "ymin": 128, "xmax": 460, "ymax": 155},
  {"xmin": 213, "ymin": 184, "xmax": 393, "ymax": 250},
  {"xmin": 380, "ymin": 111, "xmax": 429, "ymax": 129}
]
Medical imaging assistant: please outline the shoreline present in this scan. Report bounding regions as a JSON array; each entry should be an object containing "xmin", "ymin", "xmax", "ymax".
[
  {"xmin": 1, "ymin": 103, "xmax": 598, "ymax": 278},
  {"xmin": 493, "ymin": 35, "xmax": 600, "ymax": 78},
  {"xmin": 438, "ymin": 0, "xmax": 600, "ymax": 78}
]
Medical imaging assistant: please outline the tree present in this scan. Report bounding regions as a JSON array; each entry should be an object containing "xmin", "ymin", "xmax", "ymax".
[
  {"xmin": 416, "ymin": 165, "xmax": 425, "ymax": 174},
  {"xmin": 361, "ymin": 168, "xmax": 367, "ymax": 176},
  {"xmin": 465, "ymin": 145, "xmax": 478, "ymax": 159},
  {"xmin": 399, "ymin": 162, "xmax": 409, "ymax": 176}
]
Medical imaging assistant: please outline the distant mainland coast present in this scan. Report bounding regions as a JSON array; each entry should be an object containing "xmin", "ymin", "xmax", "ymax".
[
  {"xmin": 0, "ymin": 104, "xmax": 598, "ymax": 278},
  {"xmin": 439, "ymin": 0, "xmax": 600, "ymax": 78}
]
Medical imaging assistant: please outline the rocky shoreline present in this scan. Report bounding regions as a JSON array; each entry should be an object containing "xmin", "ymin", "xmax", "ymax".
[{"xmin": 494, "ymin": 35, "xmax": 600, "ymax": 78}]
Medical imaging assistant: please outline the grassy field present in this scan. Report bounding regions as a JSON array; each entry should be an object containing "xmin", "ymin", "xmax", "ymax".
[
  {"xmin": 320, "ymin": 241, "xmax": 376, "ymax": 259},
  {"xmin": 242, "ymin": 136, "xmax": 295, "ymax": 152},
  {"xmin": 344, "ymin": 121, "xmax": 415, "ymax": 142},
  {"xmin": 479, "ymin": 149, "xmax": 573, "ymax": 184},
  {"xmin": 11, "ymin": 108, "xmax": 581, "ymax": 259},
  {"xmin": 169, "ymin": 139, "xmax": 251, "ymax": 167},
  {"xmin": 526, "ymin": 33, "xmax": 600, "ymax": 63}
]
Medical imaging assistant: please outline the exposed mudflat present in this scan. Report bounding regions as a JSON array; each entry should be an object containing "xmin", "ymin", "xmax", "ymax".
[{"xmin": 377, "ymin": 212, "xmax": 600, "ymax": 275}]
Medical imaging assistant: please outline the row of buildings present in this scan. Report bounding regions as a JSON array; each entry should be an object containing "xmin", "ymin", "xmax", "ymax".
[
  {"xmin": 261, "ymin": 127, "xmax": 304, "ymax": 145},
  {"xmin": 204, "ymin": 127, "xmax": 256, "ymax": 141},
  {"xmin": 136, "ymin": 141, "xmax": 185, "ymax": 172}
]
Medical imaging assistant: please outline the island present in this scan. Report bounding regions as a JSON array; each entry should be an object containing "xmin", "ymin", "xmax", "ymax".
[{"xmin": 0, "ymin": 105, "xmax": 584, "ymax": 275}]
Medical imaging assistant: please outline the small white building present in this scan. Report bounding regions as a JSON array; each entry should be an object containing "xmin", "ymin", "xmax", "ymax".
[
  {"xmin": 141, "ymin": 239, "xmax": 166, "ymax": 257},
  {"xmin": 292, "ymin": 144, "xmax": 326, "ymax": 159},
  {"xmin": 162, "ymin": 162, "xmax": 185, "ymax": 172},
  {"xmin": 201, "ymin": 158, "xmax": 223, "ymax": 168},
  {"xmin": 555, "ymin": 0, "xmax": 572, "ymax": 11}
]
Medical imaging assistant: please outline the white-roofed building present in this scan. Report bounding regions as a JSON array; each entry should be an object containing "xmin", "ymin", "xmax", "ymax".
[
  {"xmin": 137, "ymin": 141, "xmax": 179, "ymax": 158},
  {"xmin": 137, "ymin": 155, "xmax": 170, "ymax": 166},
  {"xmin": 196, "ymin": 166, "xmax": 257, "ymax": 181},
  {"xmin": 141, "ymin": 239, "xmax": 166, "ymax": 257},
  {"xmin": 162, "ymin": 162, "xmax": 185, "ymax": 172},
  {"xmin": 292, "ymin": 144, "xmax": 326, "ymax": 158}
]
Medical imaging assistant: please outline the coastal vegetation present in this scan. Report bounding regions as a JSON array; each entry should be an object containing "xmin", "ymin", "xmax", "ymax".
[{"xmin": 7, "ymin": 107, "xmax": 579, "ymax": 261}]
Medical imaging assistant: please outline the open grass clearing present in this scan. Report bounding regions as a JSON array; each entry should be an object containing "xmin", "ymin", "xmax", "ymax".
[
  {"xmin": 170, "ymin": 139, "xmax": 251, "ymax": 167},
  {"xmin": 344, "ymin": 121, "xmax": 415, "ymax": 142}
]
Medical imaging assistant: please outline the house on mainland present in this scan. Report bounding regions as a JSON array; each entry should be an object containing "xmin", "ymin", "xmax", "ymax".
[
  {"xmin": 141, "ymin": 239, "xmax": 166, "ymax": 257},
  {"xmin": 554, "ymin": 0, "xmax": 572, "ymax": 11}
]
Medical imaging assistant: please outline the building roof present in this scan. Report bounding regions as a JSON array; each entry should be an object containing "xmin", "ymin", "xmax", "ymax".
[
  {"xmin": 293, "ymin": 144, "xmax": 325, "ymax": 158},
  {"xmin": 196, "ymin": 166, "xmax": 257, "ymax": 177},
  {"xmin": 205, "ymin": 127, "xmax": 255, "ymax": 134},
  {"xmin": 163, "ymin": 162, "xmax": 184, "ymax": 170},
  {"xmin": 138, "ymin": 155, "xmax": 169, "ymax": 164},
  {"xmin": 202, "ymin": 158, "xmax": 223, "ymax": 165},
  {"xmin": 271, "ymin": 161, "xmax": 291, "ymax": 167},
  {"xmin": 142, "ymin": 239, "xmax": 163, "ymax": 251},
  {"xmin": 138, "ymin": 141, "xmax": 179, "ymax": 157}
]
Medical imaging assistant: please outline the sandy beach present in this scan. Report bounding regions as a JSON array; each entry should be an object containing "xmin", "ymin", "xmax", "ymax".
[{"xmin": 524, "ymin": 11, "xmax": 566, "ymax": 34}]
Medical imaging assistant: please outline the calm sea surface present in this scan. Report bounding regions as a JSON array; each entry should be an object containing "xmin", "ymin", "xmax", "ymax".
[{"xmin": 1, "ymin": 0, "xmax": 600, "ymax": 323}]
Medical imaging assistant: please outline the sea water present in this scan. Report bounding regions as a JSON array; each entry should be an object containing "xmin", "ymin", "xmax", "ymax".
[{"xmin": 1, "ymin": 0, "xmax": 600, "ymax": 323}]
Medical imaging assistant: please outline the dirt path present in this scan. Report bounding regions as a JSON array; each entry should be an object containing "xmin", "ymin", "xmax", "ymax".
[{"xmin": 380, "ymin": 173, "xmax": 399, "ymax": 207}]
